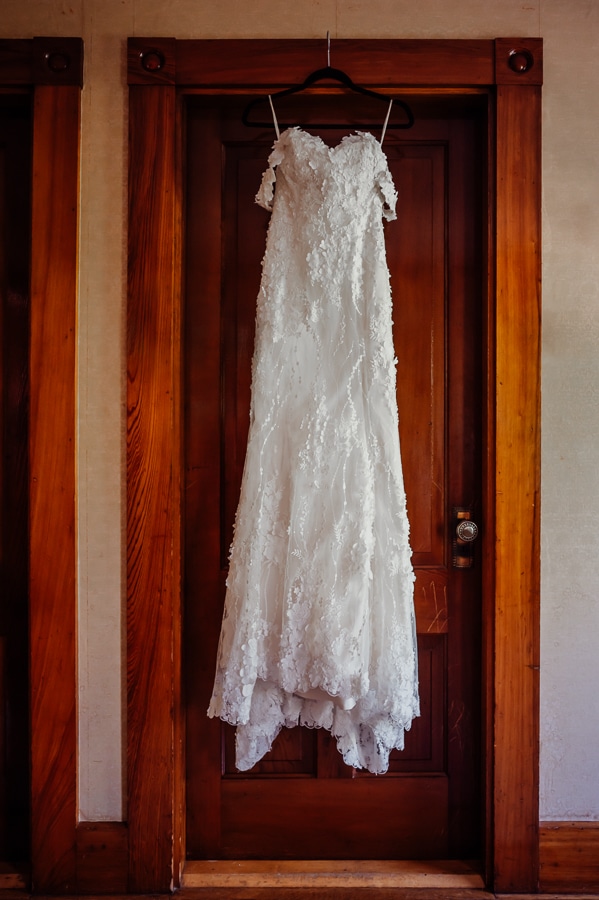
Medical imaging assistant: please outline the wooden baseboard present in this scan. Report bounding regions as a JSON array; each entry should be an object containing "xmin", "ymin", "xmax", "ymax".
[
  {"xmin": 8, "ymin": 820, "xmax": 595, "ymax": 894},
  {"xmin": 539, "ymin": 820, "xmax": 599, "ymax": 892},
  {"xmin": 76, "ymin": 822, "xmax": 128, "ymax": 894}
]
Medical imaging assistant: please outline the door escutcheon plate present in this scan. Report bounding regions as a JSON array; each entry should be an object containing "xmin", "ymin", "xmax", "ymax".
[{"xmin": 452, "ymin": 507, "xmax": 479, "ymax": 568}]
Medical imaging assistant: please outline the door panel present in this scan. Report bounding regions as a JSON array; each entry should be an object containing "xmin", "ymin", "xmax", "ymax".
[
  {"xmin": 220, "ymin": 774, "xmax": 449, "ymax": 859},
  {"xmin": 185, "ymin": 97, "xmax": 482, "ymax": 860}
]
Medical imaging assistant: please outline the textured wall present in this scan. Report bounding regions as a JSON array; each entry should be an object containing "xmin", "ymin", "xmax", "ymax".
[
  {"xmin": 1, "ymin": 0, "xmax": 597, "ymax": 822},
  {"xmin": 540, "ymin": 0, "xmax": 599, "ymax": 819}
]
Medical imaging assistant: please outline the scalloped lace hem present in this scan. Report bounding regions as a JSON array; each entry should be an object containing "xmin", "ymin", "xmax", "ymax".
[{"xmin": 209, "ymin": 677, "xmax": 419, "ymax": 775}]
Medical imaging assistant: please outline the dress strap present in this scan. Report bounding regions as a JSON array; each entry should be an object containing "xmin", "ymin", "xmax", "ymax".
[
  {"xmin": 380, "ymin": 98, "xmax": 393, "ymax": 145},
  {"xmin": 268, "ymin": 95, "xmax": 281, "ymax": 140}
]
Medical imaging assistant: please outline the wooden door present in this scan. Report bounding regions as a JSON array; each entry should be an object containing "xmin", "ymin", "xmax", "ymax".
[
  {"xmin": 0, "ymin": 97, "xmax": 30, "ymax": 862},
  {"xmin": 184, "ymin": 94, "xmax": 483, "ymax": 861}
]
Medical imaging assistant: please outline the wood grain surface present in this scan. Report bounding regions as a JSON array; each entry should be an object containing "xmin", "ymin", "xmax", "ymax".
[
  {"xmin": 127, "ymin": 84, "xmax": 184, "ymax": 893},
  {"xmin": 1, "ymin": 37, "xmax": 83, "ymax": 894},
  {"xmin": 128, "ymin": 38, "xmax": 499, "ymax": 87},
  {"xmin": 184, "ymin": 858, "xmax": 484, "ymax": 889},
  {"xmin": 492, "ymin": 83, "xmax": 542, "ymax": 894},
  {"xmin": 75, "ymin": 823, "xmax": 128, "ymax": 894},
  {"xmin": 29, "ymin": 83, "xmax": 80, "ymax": 892},
  {"xmin": 539, "ymin": 822, "xmax": 599, "ymax": 893},
  {"xmin": 0, "ymin": 38, "xmax": 83, "ymax": 88}
]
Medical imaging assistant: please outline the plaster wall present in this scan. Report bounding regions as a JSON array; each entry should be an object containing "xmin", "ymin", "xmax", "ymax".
[{"xmin": 0, "ymin": 0, "xmax": 597, "ymax": 822}]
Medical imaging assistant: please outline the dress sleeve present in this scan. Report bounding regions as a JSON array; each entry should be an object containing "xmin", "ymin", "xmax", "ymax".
[
  {"xmin": 376, "ymin": 165, "xmax": 398, "ymax": 222},
  {"xmin": 255, "ymin": 142, "xmax": 285, "ymax": 211}
]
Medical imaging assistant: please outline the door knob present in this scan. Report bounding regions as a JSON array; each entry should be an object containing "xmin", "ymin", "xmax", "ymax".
[
  {"xmin": 456, "ymin": 519, "xmax": 479, "ymax": 543},
  {"xmin": 452, "ymin": 507, "xmax": 479, "ymax": 568}
]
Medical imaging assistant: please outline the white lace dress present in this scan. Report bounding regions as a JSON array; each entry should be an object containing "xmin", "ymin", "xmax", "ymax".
[{"xmin": 207, "ymin": 126, "xmax": 419, "ymax": 775}]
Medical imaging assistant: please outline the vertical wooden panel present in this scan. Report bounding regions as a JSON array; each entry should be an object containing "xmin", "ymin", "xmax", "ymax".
[
  {"xmin": 388, "ymin": 146, "xmax": 446, "ymax": 567},
  {"xmin": 493, "ymin": 83, "xmax": 541, "ymax": 893},
  {"xmin": 29, "ymin": 83, "xmax": 80, "ymax": 891},
  {"xmin": 127, "ymin": 84, "xmax": 183, "ymax": 892}
]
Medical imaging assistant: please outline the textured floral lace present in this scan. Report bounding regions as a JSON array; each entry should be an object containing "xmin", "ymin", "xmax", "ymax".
[{"xmin": 207, "ymin": 127, "xmax": 419, "ymax": 775}]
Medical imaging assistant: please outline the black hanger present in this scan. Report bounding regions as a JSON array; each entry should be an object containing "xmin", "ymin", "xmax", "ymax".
[{"xmin": 242, "ymin": 36, "xmax": 414, "ymax": 132}]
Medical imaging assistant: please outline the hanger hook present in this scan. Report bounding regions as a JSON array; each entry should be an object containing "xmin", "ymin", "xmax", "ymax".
[{"xmin": 327, "ymin": 30, "xmax": 331, "ymax": 67}]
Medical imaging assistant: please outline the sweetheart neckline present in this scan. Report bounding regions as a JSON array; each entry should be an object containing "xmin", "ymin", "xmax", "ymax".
[{"xmin": 277, "ymin": 126, "xmax": 381, "ymax": 154}]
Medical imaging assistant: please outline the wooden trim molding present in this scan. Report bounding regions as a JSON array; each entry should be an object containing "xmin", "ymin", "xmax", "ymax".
[
  {"xmin": 126, "ymin": 37, "xmax": 544, "ymax": 87},
  {"xmin": 127, "ymin": 84, "xmax": 184, "ymax": 893},
  {"xmin": 76, "ymin": 823, "xmax": 129, "ymax": 894},
  {"xmin": 540, "ymin": 821, "xmax": 599, "ymax": 892},
  {"xmin": 0, "ymin": 37, "xmax": 83, "ymax": 86},
  {"xmin": 29, "ymin": 80, "xmax": 81, "ymax": 893},
  {"xmin": 126, "ymin": 37, "xmax": 542, "ymax": 894},
  {"xmin": 492, "ymin": 81, "xmax": 542, "ymax": 893},
  {"xmin": 0, "ymin": 36, "xmax": 82, "ymax": 894}
]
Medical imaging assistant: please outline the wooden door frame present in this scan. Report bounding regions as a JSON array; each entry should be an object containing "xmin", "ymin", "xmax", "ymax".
[
  {"xmin": 0, "ymin": 38, "xmax": 82, "ymax": 891},
  {"xmin": 126, "ymin": 37, "xmax": 541, "ymax": 894}
]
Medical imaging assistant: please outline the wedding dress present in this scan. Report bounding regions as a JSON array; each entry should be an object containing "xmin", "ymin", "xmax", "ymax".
[{"xmin": 208, "ymin": 109, "xmax": 419, "ymax": 775}]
